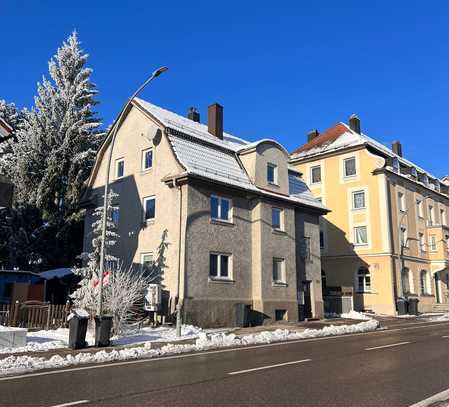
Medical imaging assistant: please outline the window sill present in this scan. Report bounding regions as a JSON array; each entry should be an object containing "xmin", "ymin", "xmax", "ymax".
[
  {"xmin": 352, "ymin": 207, "xmax": 366, "ymax": 211},
  {"xmin": 272, "ymin": 282, "xmax": 288, "ymax": 287},
  {"xmin": 356, "ymin": 290, "xmax": 372, "ymax": 294},
  {"xmin": 420, "ymin": 293, "xmax": 434, "ymax": 298},
  {"xmin": 140, "ymin": 168, "xmax": 153, "ymax": 175},
  {"xmin": 208, "ymin": 278, "xmax": 235, "ymax": 284},
  {"xmin": 310, "ymin": 182, "xmax": 322, "ymax": 187},
  {"xmin": 354, "ymin": 243, "xmax": 369, "ymax": 248},
  {"xmin": 343, "ymin": 174, "xmax": 357, "ymax": 180},
  {"xmin": 210, "ymin": 219, "xmax": 234, "ymax": 227},
  {"xmin": 143, "ymin": 219, "xmax": 155, "ymax": 226},
  {"xmin": 272, "ymin": 228, "xmax": 286, "ymax": 235},
  {"xmin": 268, "ymin": 182, "xmax": 280, "ymax": 188}
]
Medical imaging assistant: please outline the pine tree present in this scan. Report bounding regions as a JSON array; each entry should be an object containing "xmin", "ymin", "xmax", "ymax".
[
  {"xmin": 8, "ymin": 31, "xmax": 104, "ymax": 268},
  {"xmin": 71, "ymin": 190, "xmax": 120, "ymax": 314}
]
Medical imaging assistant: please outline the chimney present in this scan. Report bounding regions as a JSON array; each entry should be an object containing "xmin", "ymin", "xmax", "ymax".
[
  {"xmin": 307, "ymin": 129, "xmax": 320, "ymax": 142},
  {"xmin": 348, "ymin": 114, "xmax": 361, "ymax": 134},
  {"xmin": 187, "ymin": 107, "xmax": 200, "ymax": 123},
  {"xmin": 392, "ymin": 140, "xmax": 403, "ymax": 157},
  {"xmin": 208, "ymin": 103, "xmax": 223, "ymax": 140}
]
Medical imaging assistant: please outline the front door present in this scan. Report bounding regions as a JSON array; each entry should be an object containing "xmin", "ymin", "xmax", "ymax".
[
  {"xmin": 435, "ymin": 274, "xmax": 442, "ymax": 304},
  {"xmin": 303, "ymin": 281, "xmax": 312, "ymax": 319}
]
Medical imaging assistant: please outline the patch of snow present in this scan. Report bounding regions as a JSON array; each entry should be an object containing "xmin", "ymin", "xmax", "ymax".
[
  {"xmin": 325, "ymin": 311, "xmax": 371, "ymax": 320},
  {"xmin": 39, "ymin": 268, "xmax": 72, "ymax": 280},
  {"xmin": 0, "ymin": 320, "xmax": 379, "ymax": 376}
]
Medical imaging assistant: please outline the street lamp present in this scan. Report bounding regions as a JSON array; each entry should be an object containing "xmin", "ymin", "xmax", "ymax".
[{"xmin": 97, "ymin": 66, "xmax": 168, "ymax": 317}]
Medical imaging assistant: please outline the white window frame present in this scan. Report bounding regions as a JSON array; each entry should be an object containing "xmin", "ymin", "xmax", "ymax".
[
  {"xmin": 141, "ymin": 148, "xmax": 154, "ymax": 171},
  {"xmin": 392, "ymin": 157, "xmax": 400, "ymax": 172},
  {"xmin": 271, "ymin": 207, "xmax": 284, "ymax": 231},
  {"xmin": 401, "ymin": 268, "xmax": 413, "ymax": 295},
  {"xmin": 267, "ymin": 163, "xmax": 278, "ymax": 185},
  {"xmin": 310, "ymin": 165, "xmax": 322, "ymax": 185},
  {"xmin": 140, "ymin": 252, "xmax": 154, "ymax": 272},
  {"xmin": 352, "ymin": 190, "xmax": 366, "ymax": 210},
  {"xmin": 417, "ymin": 199, "xmax": 424, "ymax": 218},
  {"xmin": 356, "ymin": 267, "xmax": 371, "ymax": 293},
  {"xmin": 411, "ymin": 167, "xmax": 418, "ymax": 178},
  {"xmin": 441, "ymin": 209, "xmax": 447, "ymax": 226},
  {"xmin": 209, "ymin": 252, "xmax": 232, "ymax": 280},
  {"xmin": 143, "ymin": 196, "xmax": 156, "ymax": 222},
  {"xmin": 353, "ymin": 225, "xmax": 368, "ymax": 246},
  {"xmin": 210, "ymin": 195, "xmax": 232, "ymax": 222},
  {"xmin": 343, "ymin": 157, "xmax": 357, "ymax": 178},
  {"xmin": 419, "ymin": 232, "xmax": 426, "ymax": 253},
  {"xmin": 400, "ymin": 226, "xmax": 408, "ymax": 248},
  {"xmin": 429, "ymin": 205, "xmax": 434, "ymax": 226},
  {"xmin": 272, "ymin": 257, "xmax": 286, "ymax": 285},
  {"xmin": 430, "ymin": 235, "xmax": 437, "ymax": 252},
  {"xmin": 115, "ymin": 158, "xmax": 125, "ymax": 179},
  {"xmin": 420, "ymin": 270, "xmax": 430, "ymax": 295}
]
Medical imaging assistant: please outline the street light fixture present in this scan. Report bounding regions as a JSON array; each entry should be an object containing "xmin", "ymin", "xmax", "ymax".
[{"xmin": 97, "ymin": 67, "xmax": 168, "ymax": 317}]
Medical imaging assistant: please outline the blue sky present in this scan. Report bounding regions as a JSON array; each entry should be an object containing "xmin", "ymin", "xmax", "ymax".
[{"xmin": 2, "ymin": 1, "xmax": 449, "ymax": 177}]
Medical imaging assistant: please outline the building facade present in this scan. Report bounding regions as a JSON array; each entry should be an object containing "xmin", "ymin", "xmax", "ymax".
[
  {"xmin": 83, "ymin": 99, "xmax": 327, "ymax": 327},
  {"xmin": 290, "ymin": 115, "xmax": 449, "ymax": 315}
]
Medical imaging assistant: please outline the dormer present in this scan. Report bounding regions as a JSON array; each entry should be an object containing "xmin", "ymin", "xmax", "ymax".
[{"xmin": 238, "ymin": 140, "xmax": 290, "ymax": 195}]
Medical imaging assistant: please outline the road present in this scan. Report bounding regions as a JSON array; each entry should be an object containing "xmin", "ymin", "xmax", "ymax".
[{"xmin": 2, "ymin": 319, "xmax": 449, "ymax": 407}]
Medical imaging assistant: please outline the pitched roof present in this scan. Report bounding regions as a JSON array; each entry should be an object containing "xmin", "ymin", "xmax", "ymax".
[
  {"xmin": 134, "ymin": 98, "xmax": 326, "ymax": 212},
  {"xmin": 290, "ymin": 122, "xmax": 441, "ymax": 183}
]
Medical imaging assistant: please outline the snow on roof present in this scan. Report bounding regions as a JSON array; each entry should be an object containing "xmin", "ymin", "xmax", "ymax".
[
  {"xmin": 135, "ymin": 98, "xmax": 325, "ymax": 212},
  {"xmin": 39, "ymin": 268, "xmax": 73, "ymax": 280},
  {"xmin": 291, "ymin": 122, "xmax": 441, "ymax": 182}
]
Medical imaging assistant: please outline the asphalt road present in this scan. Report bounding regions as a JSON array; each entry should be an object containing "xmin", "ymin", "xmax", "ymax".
[{"xmin": 2, "ymin": 319, "xmax": 449, "ymax": 407}]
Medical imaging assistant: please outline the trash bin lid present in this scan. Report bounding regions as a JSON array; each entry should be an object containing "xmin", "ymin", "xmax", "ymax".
[{"xmin": 68, "ymin": 308, "xmax": 90, "ymax": 321}]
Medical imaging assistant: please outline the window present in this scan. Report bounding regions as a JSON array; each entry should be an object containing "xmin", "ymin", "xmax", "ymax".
[
  {"xmin": 429, "ymin": 205, "xmax": 434, "ymax": 226},
  {"xmin": 411, "ymin": 167, "xmax": 418, "ymax": 178},
  {"xmin": 111, "ymin": 206, "xmax": 119, "ymax": 226},
  {"xmin": 141, "ymin": 253, "xmax": 154, "ymax": 272},
  {"xmin": 356, "ymin": 267, "xmax": 371, "ymax": 292},
  {"xmin": 393, "ymin": 157, "xmax": 400, "ymax": 172},
  {"xmin": 344, "ymin": 157, "xmax": 357, "ymax": 178},
  {"xmin": 115, "ymin": 158, "xmax": 124, "ymax": 179},
  {"xmin": 272, "ymin": 207, "xmax": 283, "ymax": 230},
  {"xmin": 320, "ymin": 230, "xmax": 325, "ymax": 249},
  {"xmin": 210, "ymin": 195, "xmax": 231, "ymax": 222},
  {"xmin": 272, "ymin": 258, "xmax": 286, "ymax": 284},
  {"xmin": 354, "ymin": 226, "xmax": 368, "ymax": 246},
  {"xmin": 441, "ymin": 209, "xmax": 447, "ymax": 226},
  {"xmin": 423, "ymin": 175, "xmax": 429, "ymax": 186},
  {"xmin": 310, "ymin": 165, "xmax": 321, "ymax": 184},
  {"xmin": 419, "ymin": 233, "xmax": 426, "ymax": 253},
  {"xmin": 398, "ymin": 192, "xmax": 406, "ymax": 212},
  {"xmin": 142, "ymin": 148, "xmax": 153, "ymax": 171},
  {"xmin": 400, "ymin": 226, "xmax": 408, "ymax": 248},
  {"xmin": 401, "ymin": 268, "xmax": 412, "ymax": 295},
  {"xmin": 209, "ymin": 253, "xmax": 231, "ymax": 279},
  {"xmin": 143, "ymin": 196, "xmax": 156, "ymax": 221},
  {"xmin": 446, "ymin": 235, "xmax": 449, "ymax": 253},
  {"xmin": 267, "ymin": 163, "xmax": 278, "ymax": 184},
  {"xmin": 302, "ymin": 237, "xmax": 311, "ymax": 261},
  {"xmin": 417, "ymin": 199, "xmax": 424, "ymax": 218},
  {"xmin": 352, "ymin": 191, "xmax": 366, "ymax": 210},
  {"xmin": 420, "ymin": 270, "xmax": 430, "ymax": 295},
  {"xmin": 430, "ymin": 235, "xmax": 437, "ymax": 252}
]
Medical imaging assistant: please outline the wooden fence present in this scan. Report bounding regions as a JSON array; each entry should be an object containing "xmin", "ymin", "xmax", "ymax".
[{"xmin": 0, "ymin": 302, "xmax": 71, "ymax": 330}]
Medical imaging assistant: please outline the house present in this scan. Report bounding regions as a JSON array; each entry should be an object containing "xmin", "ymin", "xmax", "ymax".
[
  {"xmin": 0, "ymin": 270, "xmax": 45, "ymax": 304},
  {"xmin": 290, "ymin": 115, "xmax": 449, "ymax": 315},
  {"xmin": 0, "ymin": 117, "xmax": 14, "ymax": 208},
  {"xmin": 83, "ymin": 99, "xmax": 327, "ymax": 327}
]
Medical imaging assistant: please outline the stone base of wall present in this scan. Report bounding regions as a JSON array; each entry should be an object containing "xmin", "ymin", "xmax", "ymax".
[{"xmin": 183, "ymin": 298, "xmax": 300, "ymax": 328}]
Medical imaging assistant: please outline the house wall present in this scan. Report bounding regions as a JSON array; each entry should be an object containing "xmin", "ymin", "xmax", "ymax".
[{"xmin": 84, "ymin": 106, "xmax": 185, "ymax": 310}]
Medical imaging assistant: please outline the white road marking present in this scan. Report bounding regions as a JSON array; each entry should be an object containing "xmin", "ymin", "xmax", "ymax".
[
  {"xmin": 409, "ymin": 387, "xmax": 449, "ymax": 407},
  {"xmin": 1, "ymin": 321, "xmax": 448, "ymax": 381},
  {"xmin": 365, "ymin": 341, "xmax": 410, "ymax": 351},
  {"xmin": 46, "ymin": 401, "xmax": 89, "ymax": 407},
  {"xmin": 228, "ymin": 359, "xmax": 311, "ymax": 375}
]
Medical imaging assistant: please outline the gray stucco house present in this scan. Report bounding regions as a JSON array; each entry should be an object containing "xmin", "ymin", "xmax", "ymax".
[{"xmin": 83, "ymin": 98, "xmax": 327, "ymax": 327}]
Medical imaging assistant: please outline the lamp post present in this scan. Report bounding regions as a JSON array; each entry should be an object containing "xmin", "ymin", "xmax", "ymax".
[{"xmin": 97, "ymin": 66, "xmax": 168, "ymax": 317}]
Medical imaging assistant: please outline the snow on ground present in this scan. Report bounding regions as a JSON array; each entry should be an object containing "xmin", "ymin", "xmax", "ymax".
[
  {"xmin": 325, "ymin": 310, "xmax": 371, "ymax": 321},
  {"xmin": 0, "ymin": 319, "xmax": 379, "ymax": 376},
  {"xmin": 0, "ymin": 325, "xmax": 213, "ymax": 355},
  {"xmin": 424, "ymin": 313, "xmax": 449, "ymax": 322}
]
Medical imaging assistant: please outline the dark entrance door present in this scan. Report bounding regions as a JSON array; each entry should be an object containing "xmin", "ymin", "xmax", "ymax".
[
  {"xmin": 303, "ymin": 281, "xmax": 312, "ymax": 319},
  {"xmin": 435, "ymin": 273, "xmax": 441, "ymax": 304}
]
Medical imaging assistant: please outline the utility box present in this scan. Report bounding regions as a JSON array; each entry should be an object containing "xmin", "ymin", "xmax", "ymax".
[{"xmin": 144, "ymin": 284, "xmax": 162, "ymax": 312}]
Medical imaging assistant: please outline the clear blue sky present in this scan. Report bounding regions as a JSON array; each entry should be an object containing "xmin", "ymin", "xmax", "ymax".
[{"xmin": 2, "ymin": 1, "xmax": 448, "ymax": 177}]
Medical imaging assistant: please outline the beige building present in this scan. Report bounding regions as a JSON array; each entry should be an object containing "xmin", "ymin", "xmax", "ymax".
[
  {"xmin": 83, "ymin": 99, "xmax": 327, "ymax": 327},
  {"xmin": 290, "ymin": 115, "xmax": 449, "ymax": 315}
]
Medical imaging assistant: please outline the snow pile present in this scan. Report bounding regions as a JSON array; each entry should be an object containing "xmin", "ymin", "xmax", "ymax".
[
  {"xmin": 325, "ymin": 310, "xmax": 371, "ymax": 320},
  {"xmin": 425, "ymin": 313, "xmax": 449, "ymax": 322},
  {"xmin": 0, "ymin": 319, "xmax": 379, "ymax": 376}
]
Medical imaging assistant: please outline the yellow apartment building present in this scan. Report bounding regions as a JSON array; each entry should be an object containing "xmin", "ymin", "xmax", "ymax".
[{"xmin": 290, "ymin": 115, "xmax": 449, "ymax": 315}]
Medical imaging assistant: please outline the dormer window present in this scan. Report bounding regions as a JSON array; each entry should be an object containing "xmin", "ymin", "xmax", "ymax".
[
  {"xmin": 423, "ymin": 174, "xmax": 429, "ymax": 186},
  {"xmin": 267, "ymin": 163, "xmax": 278, "ymax": 185},
  {"xmin": 411, "ymin": 167, "xmax": 417, "ymax": 178},
  {"xmin": 392, "ymin": 157, "xmax": 400, "ymax": 172}
]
